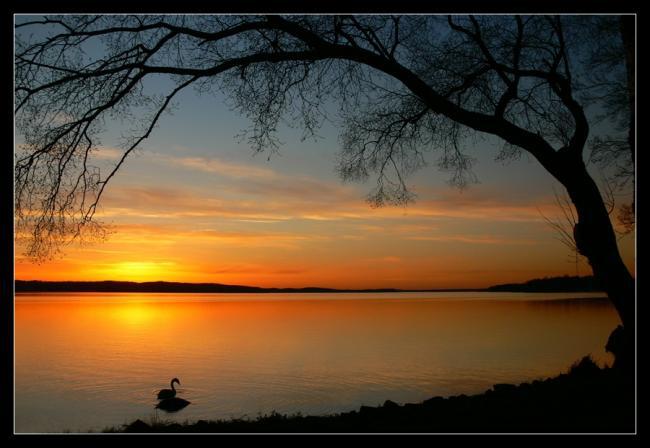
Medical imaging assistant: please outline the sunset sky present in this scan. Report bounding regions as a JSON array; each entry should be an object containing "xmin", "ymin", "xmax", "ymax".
[{"xmin": 14, "ymin": 18, "xmax": 635, "ymax": 290}]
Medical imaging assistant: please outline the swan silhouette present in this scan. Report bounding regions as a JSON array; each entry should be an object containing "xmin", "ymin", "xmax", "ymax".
[{"xmin": 157, "ymin": 378, "xmax": 180, "ymax": 400}]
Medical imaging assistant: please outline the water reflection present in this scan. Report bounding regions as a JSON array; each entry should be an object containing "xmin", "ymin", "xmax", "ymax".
[{"xmin": 15, "ymin": 292, "xmax": 618, "ymax": 433}]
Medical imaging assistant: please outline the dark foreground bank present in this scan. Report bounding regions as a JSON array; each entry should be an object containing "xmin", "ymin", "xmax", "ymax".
[{"xmin": 107, "ymin": 357, "xmax": 634, "ymax": 433}]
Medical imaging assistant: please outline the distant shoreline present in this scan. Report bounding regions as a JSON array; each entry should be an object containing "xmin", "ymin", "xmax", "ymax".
[
  {"xmin": 14, "ymin": 280, "xmax": 481, "ymax": 294},
  {"xmin": 15, "ymin": 276, "xmax": 603, "ymax": 294}
]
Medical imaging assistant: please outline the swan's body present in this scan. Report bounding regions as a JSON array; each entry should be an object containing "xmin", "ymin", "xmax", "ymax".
[
  {"xmin": 156, "ymin": 397, "xmax": 191, "ymax": 413},
  {"xmin": 157, "ymin": 378, "xmax": 180, "ymax": 400}
]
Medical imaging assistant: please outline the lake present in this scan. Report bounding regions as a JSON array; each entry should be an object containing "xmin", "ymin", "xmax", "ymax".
[{"xmin": 14, "ymin": 291, "xmax": 619, "ymax": 433}]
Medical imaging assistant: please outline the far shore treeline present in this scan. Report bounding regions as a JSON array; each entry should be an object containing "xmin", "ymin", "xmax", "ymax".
[{"xmin": 14, "ymin": 276, "xmax": 601, "ymax": 294}]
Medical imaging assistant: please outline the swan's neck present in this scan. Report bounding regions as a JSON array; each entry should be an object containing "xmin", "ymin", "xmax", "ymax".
[{"xmin": 170, "ymin": 380, "xmax": 176, "ymax": 391}]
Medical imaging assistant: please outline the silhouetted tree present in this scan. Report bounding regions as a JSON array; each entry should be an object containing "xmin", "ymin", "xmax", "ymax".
[{"xmin": 15, "ymin": 15, "xmax": 635, "ymax": 360}]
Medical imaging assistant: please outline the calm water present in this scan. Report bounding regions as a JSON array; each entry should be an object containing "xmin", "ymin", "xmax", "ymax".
[{"xmin": 15, "ymin": 292, "xmax": 618, "ymax": 433}]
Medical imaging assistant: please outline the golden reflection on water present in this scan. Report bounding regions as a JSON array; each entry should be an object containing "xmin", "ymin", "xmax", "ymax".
[{"xmin": 15, "ymin": 293, "xmax": 619, "ymax": 433}]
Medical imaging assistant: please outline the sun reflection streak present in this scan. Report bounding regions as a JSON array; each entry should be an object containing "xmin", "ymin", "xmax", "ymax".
[{"xmin": 110, "ymin": 302, "xmax": 156, "ymax": 327}]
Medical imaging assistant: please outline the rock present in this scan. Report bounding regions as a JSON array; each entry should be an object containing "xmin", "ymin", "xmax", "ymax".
[
  {"xmin": 422, "ymin": 396, "xmax": 445, "ymax": 408},
  {"xmin": 124, "ymin": 419, "xmax": 151, "ymax": 433},
  {"xmin": 359, "ymin": 405, "xmax": 377, "ymax": 416},
  {"xmin": 383, "ymin": 400, "xmax": 399, "ymax": 409},
  {"xmin": 493, "ymin": 383, "xmax": 517, "ymax": 393}
]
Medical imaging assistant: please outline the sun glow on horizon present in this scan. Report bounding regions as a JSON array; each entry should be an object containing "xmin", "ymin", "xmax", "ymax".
[{"xmin": 89, "ymin": 261, "xmax": 179, "ymax": 283}]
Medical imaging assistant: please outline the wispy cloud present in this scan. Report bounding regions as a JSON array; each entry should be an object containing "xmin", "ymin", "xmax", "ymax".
[
  {"xmin": 98, "ymin": 151, "xmax": 570, "ymax": 226},
  {"xmin": 206, "ymin": 264, "xmax": 310, "ymax": 276},
  {"xmin": 102, "ymin": 223, "xmax": 329, "ymax": 249},
  {"xmin": 95, "ymin": 182, "xmax": 567, "ymax": 236},
  {"xmin": 405, "ymin": 235, "xmax": 538, "ymax": 245},
  {"xmin": 98, "ymin": 183, "xmax": 356, "ymax": 221},
  {"xmin": 92, "ymin": 146, "xmax": 124, "ymax": 160},
  {"xmin": 149, "ymin": 151, "xmax": 360, "ymax": 200},
  {"xmin": 162, "ymin": 154, "xmax": 280, "ymax": 180},
  {"xmin": 366, "ymin": 256, "xmax": 402, "ymax": 263}
]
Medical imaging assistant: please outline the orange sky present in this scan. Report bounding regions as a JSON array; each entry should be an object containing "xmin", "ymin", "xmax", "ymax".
[{"xmin": 14, "ymin": 145, "xmax": 636, "ymax": 290}]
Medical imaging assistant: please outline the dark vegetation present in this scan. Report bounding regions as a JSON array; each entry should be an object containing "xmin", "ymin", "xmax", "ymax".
[
  {"xmin": 107, "ymin": 356, "xmax": 634, "ymax": 433},
  {"xmin": 15, "ymin": 280, "xmax": 339, "ymax": 294},
  {"xmin": 487, "ymin": 275, "xmax": 601, "ymax": 292},
  {"xmin": 14, "ymin": 280, "xmax": 406, "ymax": 294},
  {"xmin": 15, "ymin": 276, "xmax": 600, "ymax": 294}
]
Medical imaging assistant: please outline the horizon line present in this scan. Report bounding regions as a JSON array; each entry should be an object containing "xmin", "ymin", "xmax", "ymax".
[
  {"xmin": 14, "ymin": 278, "xmax": 483, "ymax": 292},
  {"xmin": 14, "ymin": 276, "xmax": 599, "ymax": 293}
]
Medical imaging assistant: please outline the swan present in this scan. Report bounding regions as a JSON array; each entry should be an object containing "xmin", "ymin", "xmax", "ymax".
[{"xmin": 157, "ymin": 378, "xmax": 180, "ymax": 400}]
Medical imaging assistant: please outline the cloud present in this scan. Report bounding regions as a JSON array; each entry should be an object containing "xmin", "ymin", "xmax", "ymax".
[
  {"xmin": 163, "ymin": 155, "xmax": 280, "ymax": 180},
  {"xmin": 368, "ymin": 256, "xmax": 402, "ymax": 263},
  {"xmin": 92, "ymin": 146, "xmax": 125, "ymax": 161},
  {"xmin": 101, "ymin": 223, "xmax": 329, "ymax": 249},
  {"xmin": 149, "ymin": 151, "xmax": 360, "ymax": 201},
  {"xmin": 405, "ymin": 235, "xmax": 538, "ymax": 245},
  {"xmin": 98, "ymin": 183, "xmax": 356, "ymax": 222},
  {"xmin": 206, "ymin": 264, "xmax": 309, "ymax": 276},
  {"xmin": 97, "ymin": 181, "xmax": 564, "ymax": 232},
  {"xmin": 94, "ymin": 149, "xmax": 574, "ymax": 228}
]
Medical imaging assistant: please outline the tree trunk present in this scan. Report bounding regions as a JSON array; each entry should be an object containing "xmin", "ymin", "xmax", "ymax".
[{"xmin": 560, "ymin": 161, "xmax": 634, "ymax": 369}]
